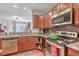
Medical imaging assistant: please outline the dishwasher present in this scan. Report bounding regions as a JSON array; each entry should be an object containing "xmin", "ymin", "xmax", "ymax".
[{"xmin": 2, "ymin": 37, "xmax": 18, "ymax": 55}]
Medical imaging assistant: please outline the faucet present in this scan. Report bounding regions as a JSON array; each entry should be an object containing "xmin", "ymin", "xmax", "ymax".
[{"xmin": 5, "ymin": 32, "xmax": 9, "ymax": 36}]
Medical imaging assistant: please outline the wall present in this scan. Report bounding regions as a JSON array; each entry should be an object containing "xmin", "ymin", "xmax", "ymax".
[{"xmin": 32, "ymin": 28, "xmax": 40, "ymax": 33}]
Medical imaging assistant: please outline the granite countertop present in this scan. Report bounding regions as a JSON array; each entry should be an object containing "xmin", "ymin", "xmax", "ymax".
[
  {"xmin": 46, "ymin": 40, "xmax": 64, "ymax": 49},
  {"xmin": 66, "ymin": 42, "xmax": 79, "ymax": 52},
  {"xmin": 0, "ymin": 34, "xmax": 48, "ymax": 39}
]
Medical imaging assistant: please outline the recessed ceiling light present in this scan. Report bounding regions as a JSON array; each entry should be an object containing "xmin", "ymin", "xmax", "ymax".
[
  {"xmin": 24, "ymin": 7, "xmax": 26, "ymax": 10},
  {"xmin": 12, "ymin": 16, "xmax": 22, "ymax": 20},
  {"xmin": 13, "ymin": 5, "xmax": 17, "ymax": 8}
]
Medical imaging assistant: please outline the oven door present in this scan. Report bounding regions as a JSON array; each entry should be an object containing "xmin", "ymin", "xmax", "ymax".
[{"xmin": 46, "ymin": 40, "xmax": 65, "ymax": 56}]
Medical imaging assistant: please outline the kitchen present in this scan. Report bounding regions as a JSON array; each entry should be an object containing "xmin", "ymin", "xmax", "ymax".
[{"xmin": 0, "ymin": 3, "xmax": 79, "ymax": 56}]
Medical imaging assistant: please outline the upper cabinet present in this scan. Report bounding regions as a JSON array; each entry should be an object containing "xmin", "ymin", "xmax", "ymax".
[
  {"xmin": 46, "ymin": 10, "xmax": 53, "ymax": 28},
  {"xmin": 33, "ymin": 3, "xmax": 79, "ymax": 28},
  {"xmin": 60, "ymin": 3, "xmax": 73, "ymax": 11},
  {"xmin": 72, "ymin": 4, "xmax": 79, "ymax": 25},
  {"xmin": 0, "ymin": 39, "xmax": 2, "ymax": 50},
  {"xmin": 33, "ymin": 13, "xmax": 52, "ymax": 28},
  {"xmin": 33, "ymin": 15, "xmax": 40, "ymax": 28},
  {"xmin": 43, "ymin": 14, "xmax": 48, "ymax": 28},
  {"xmin": 52, "ymin": 3, "xmax": 73, "ymax": 15},
  {"xmin": 43, "ymin": 9, "xmax": 52, "ymax": 28},
  {"xmin": 33, "ymin": 15, "xmax": 44, "ymax": 28},
  {"xmin": 52, "ymin": 3, "xmax": 79, "ymax": 26},
  {"xmin": 39, "ymin": 16, "xmax": 44, "ymax": 28},
  {"xmin": 52, "ymin": 5, "xmax": 59, "ymax": 15}
]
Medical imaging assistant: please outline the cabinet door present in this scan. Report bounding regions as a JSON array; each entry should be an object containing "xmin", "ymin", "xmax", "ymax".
[
  {"xmin": 73, "ymin": 4, "xmax": 79, "ymax": 25},
  {"xmin": 61, "ymin": 3, "xmax": 72, "ymax": 11},
  {"xmin": 0, "ymin": 39, "xmax": 2, "ymax": 55},
  {"xmin": 33, "ymin": 15, "xmax": 39, "ymax": 28},
  {"xmin": 0, "ymin": 39, "xmax": 2, "ymax": 49},
  {"xmin": 43, "ymin": 14, "xmax": 47, "ymax": 28},
  {"xmin": 63, "ymin": 3, "xmax": 72, "ymax": 9},
  {"xmin": 28, "ymin": 36, "xmax": 36, "ymax": 49},
  {"xmin": 45, "ymin": 14, "xmax": 48, "ymax": 28},
  {"xmin": 52, "ymin": 6, "xmax": 57, "ymax": 15},
  {"xmin": 47, "ymin": 10, "xmax": 52, "ymax": 28},
  {"xmin": 39, "ymin": 16, "xmax": 43, "ymax": 28},
  {"xmin": 43, "ymin": 10, "xmax": 52, "ymax": 28},
  {"xmin": 67, "ymin": 47, "xmax": 79, "ymax": 56},
  {"xmin": 52, "ymin": 5, "xmax": 59, "ymax": 15},
  {"xmin": 18, "ymin": 36, "xmax": 27, "ymax": 52}
]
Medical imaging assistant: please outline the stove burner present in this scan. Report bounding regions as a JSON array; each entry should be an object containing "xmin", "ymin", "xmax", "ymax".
[
  {"xmin": 55, "ymin": 31, "xmax": 78, "ymax": 46},
  {"xmin": 55, "ymin": 37, "xmax": 77, "ymax": 46}
]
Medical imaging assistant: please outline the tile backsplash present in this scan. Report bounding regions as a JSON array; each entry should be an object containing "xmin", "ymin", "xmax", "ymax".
[{"xmin": 52, "ymin": 25, "xmax": 79, "ymax": 32}]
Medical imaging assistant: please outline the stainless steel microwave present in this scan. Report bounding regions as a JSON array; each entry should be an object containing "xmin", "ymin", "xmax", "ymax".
[{"xmin": 52, "ymin": 8, "xmax": 73, "ymax": 26}]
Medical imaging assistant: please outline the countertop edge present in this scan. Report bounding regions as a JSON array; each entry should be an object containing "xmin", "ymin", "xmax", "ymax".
[
  {"xmin": 66, "ymin": 42, "xmax": 79, "ymax": 52},
  {"xmin": 0, "ymin": 34, "xmax": 48, "ymax": 39}
]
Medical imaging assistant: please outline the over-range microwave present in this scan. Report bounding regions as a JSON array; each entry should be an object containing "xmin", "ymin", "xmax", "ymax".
[{"xmin": 52, "ymin": 8, "xmax": 73, "ymax": 26}]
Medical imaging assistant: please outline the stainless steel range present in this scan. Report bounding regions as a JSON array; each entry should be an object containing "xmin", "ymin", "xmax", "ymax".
[
  {"xmin": 46, "ymin": 31, "xmax": 79, "ymax": 56},
  {"xmin": 55, "ymin": 31, "xmax": 78, "ymax": 46},
  {"xmin": 54, "ymin": 31, "xmax": 79, "ymax": 56}
]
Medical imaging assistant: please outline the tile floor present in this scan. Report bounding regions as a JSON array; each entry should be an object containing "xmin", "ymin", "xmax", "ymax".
[{"xmin": 10, "ymin": 49, "xmax": 44, "ymax": 56}]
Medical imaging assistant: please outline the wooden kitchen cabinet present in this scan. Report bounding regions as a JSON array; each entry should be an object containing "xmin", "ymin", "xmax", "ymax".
[
  {"xmin": 52, "ymin": 4, "xmax": 61, "ymax": 16},
  {"xmin": 52, "ymin": 3, "xmax": 72, "ymax": 15},
  {"xmin": 33, "ymin": 15, "xmax": 44, "ymax": 28},
  {"xmin": 72, "ymin": 4, "xmax": 79, "ymax": 25},
  {"xmin": 60, "ymin": 3, "xmax": 72, "ymax": 11},
  {"xmin": 0, "ymin": 39, "xmax": 2, "ymax": 55},
  {"xmin": 52, "ymin": 4, "xmax": 60, "ymax": 15},
  {"xmin": 47, "ymin": 10, "xmax": 52, "ymax": 28},
  {"xmin": 18, "ymin": 36, "xmax": 36, "ymax": 52},
  {"xmin": 43, "ymin": 10, "xmax": 52, "ymax": 28},
  {"xmin": 63, "ymin": 3, "xmax": 72, "ymax": 9},
  {"xmin": 39, "ymin": 15, "xmax": 44, "ymax": 28},
  {"xmin": 18, "ymin": 36, "xmax": 28, "ymax": 52},
  {"xmin": 36, "ymin": 37, "xmax": 46, "ymax": 49},
  {"xmin": 52, "ymin": 5, "xmax": 58, "ymax": 15},
  {"xmin": 33, "ymin": 15, "xmax": 40, "ymax": 28},
  {"xmin": 33, "ymin": 3, "xmax": 75, "ymax": 28},
  {"xmin": 27, "ymin": 36, "xmax": 36, "ymax": 49},
  {"xmin": 67, "ymin": 47, "xmax": 79, "ymax": 56},
  {"xmin": 33, "ymin": 12, "xmax": 52, "ymax": 28},
  {"xmin": 0, "ymin": 39, "xmax": 2, "ymax": 49},
  {"xmin": 43, "ymin": 14, "xmax": 47, "ymax": 28}
]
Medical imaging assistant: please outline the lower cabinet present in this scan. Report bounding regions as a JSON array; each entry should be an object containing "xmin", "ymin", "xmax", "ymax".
[
  {"xmin": 18, "ymin": 36, "xmax": 36, "ymax": 52},
  {"xmin": 18, "ymin": 36, "xmax": 28, "ymax": 52},
  {"xmin": 67, "ymin": 47, "xmax": 79, "ymax": 56},
  {"xmin": 0, "ymin": 39, "xmax": 2, "ymax": 55},
  {"xmin": 27, "ymin": 36, "xmax": 36, "ymax": 49},
  {"xmin": 36, "ymin": 37, "xmax": 46, "ymax": 49}
]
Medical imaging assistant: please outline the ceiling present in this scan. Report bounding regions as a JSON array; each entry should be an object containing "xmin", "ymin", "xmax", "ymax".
[{"xmin": 0, "ymin": 3, "xmax": 56, "ymax": 16}]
